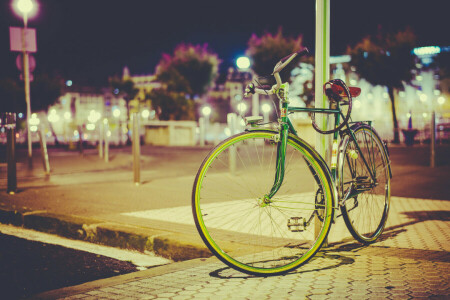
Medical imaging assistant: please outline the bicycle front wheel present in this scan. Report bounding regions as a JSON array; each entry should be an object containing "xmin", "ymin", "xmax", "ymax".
[
  {"xmin": 192, "ymin": 130, "xmax": 335, "ymax": 276},
  {"xmin": 338, "ymin": 124, "xmax": 391, "ymax": 243}
]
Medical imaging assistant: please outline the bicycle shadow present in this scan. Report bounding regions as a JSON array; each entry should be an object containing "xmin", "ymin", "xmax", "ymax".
[
  {"xmin": 209, "ymin": 250, "xmax": 355, "ymax": 279},
  {"xmin": 332, "ymin": 210, "xmax": 449, "ymax": 247},
  {"xmin": 209, "ymin": 210, "xmax": 448, "ymax": 279},
  {"xmin": 376, "ymin": 210, "xmax": 449, "ymax": 243}
]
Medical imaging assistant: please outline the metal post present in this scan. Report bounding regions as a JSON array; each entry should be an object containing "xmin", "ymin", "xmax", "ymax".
[
  {"xmin": 38, "ymin": 126, "xmax": 50, "ymax": 174},
  {"xmin": 431, "ymin": 111, "xmax": 436, "ymax": 168},
  {"xmin": 132, "ymin": 113, "xmax": 140, "ymax": 185},
  {"xmin": 2, "ymin": 113, "xmax": 17, "ymax": 194},
  {"xmin": 315, "ymin": 0, "xmax": 330, "ymax": 246},
  {"xmin": 199, "ymin": 117, "xmax": 205, "ymax": 146},
  {"xmin": 20, "ymin": 16, "xmax": 33, "ymax": 169},
  {"xmin": 77, "ymin": 125, "xmax": 84, "ymax": 155},
  {"xmin": 252, "ymin": 93, "xmax": 259, "ymax": 117},
  {"xmin": 103, "ymin": 118, "xmax": 109, "ymax": 162},
  {"xmin": 99, "ymin": 120, "xmax": 103, "ymax": 158},
  {"xmin": 227, "ymin": 113, "xmax": 237, "ymax": 173}
]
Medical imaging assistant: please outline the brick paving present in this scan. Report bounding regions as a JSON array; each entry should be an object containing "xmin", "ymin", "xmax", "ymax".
[
  {"xmin": 56, "ymin": 247, "xmax": 448, "ymax": 299},
  {"xmin": 37, "ymin": 197, "xmax": 449, "ymax": 300}
]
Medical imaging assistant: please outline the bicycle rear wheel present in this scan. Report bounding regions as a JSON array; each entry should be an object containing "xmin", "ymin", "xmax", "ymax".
[
  {"xmin": 338, "ymin": 124, "xmax": 391, "ymax": 243},
  {"xmin": 192, "ymin": 130, "xmax": 335, "ymax": 276}
]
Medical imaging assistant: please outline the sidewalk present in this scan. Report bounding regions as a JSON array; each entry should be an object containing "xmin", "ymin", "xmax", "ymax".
[{"xmin": 0, "ymin": 144, "xmax": 449, "ymax": 299}]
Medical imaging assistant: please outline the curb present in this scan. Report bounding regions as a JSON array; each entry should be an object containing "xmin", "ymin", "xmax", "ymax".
[{"xmin": 0, "ymin": 208, "xmax": 211, "ymax": 262}]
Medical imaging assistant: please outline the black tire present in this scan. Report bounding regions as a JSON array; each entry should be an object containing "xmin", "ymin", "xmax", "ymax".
[
  {"xmin": 338, "ymin": 124, "xmax": 391, "ymax": 243},
  {"xmin": 192, "ymin": 130, "xmax": 335, "ymax": 275}
]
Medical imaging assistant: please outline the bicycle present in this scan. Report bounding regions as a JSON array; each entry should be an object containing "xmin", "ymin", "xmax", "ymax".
[{"xmin": 192, "ymin": 48, "xmax": 392, "ymax": 276}]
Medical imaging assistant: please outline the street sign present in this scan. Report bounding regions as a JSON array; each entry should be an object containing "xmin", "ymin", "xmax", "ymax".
[
  {"xmin": 16, "ymin": 53, "xmax": 36, "ymax": 72},
  {"xmin": 9, "ymin": 26, "xmax": 37, "ymax": 52}
]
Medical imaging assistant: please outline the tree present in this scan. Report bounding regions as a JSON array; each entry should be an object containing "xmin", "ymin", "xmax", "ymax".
[
  {"xmin": 347, "ymin": 28, "xmax": 417, "ymax": 143},
  {"xmin": 246, "ymin": 28, "xmax": 304, "ymax": 81},
  {"xmin": 150, "ymin": 89, "xmax": 195, "ymax": 121},
  {"xmin": 108, "ymin": 76, "xmax": 139, "ymax": 144},
  {"xmin": 109, "ymin": 76, "xmax": 139, "ymax": 111},
  {"xmin": 149, "ymin": 43, "xmax": 220, "ymax": 120}
]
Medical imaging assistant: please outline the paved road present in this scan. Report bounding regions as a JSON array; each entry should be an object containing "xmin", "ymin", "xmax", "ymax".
[{"xmin": 0, "ymin": 144, "xmax": 448, "ymax": 299}]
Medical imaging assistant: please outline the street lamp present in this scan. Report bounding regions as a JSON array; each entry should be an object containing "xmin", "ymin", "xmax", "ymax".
[
  {"xmin": 200, "ymin": 106, "xmax": 212, "ymax": 145},
  {"xmin": 237, "ymin": 102, "xmax": 247, "ymax": 115},
  {"xmin": 201, "ymin": 106, "xmax": 212, "ymax": 118},
  {"xmin": 13, "ymin": 0, "xmax": 38, "ymax": 168},
  {"xmin": 261, "ymin": 103, "xmax": 271, "ymax": 122},
  {"xmin": 236, "ymin": 56, "xmax": 251, "ymax": 70},
  {"xmin": 13, "ymin": 0, "xmax": 38, "ymax": 22},
  {"xmin": 236, "ymin": 56, "xmax": 260, "ymax": 117}
]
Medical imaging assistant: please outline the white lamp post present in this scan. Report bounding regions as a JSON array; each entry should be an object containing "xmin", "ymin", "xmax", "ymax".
[
  {"xmin": 13, "ymin": 0, "xmax": 37, "ymax": 168},
  {"xmin": 262, "ymin": 103, "xmax": 271, "ymax": 122},
  {"xmin": 202, "ymin": 105, "xmax": 212, "ymax": 141},
  {"xmin": 237, "ymin": 102, "xmax": 247, "ymax": 115}
]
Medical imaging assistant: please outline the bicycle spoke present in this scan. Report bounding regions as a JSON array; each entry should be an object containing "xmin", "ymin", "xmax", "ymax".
[
  {"xmin": 340, "ymin": 125, "xmax": 390, "ymax": 244},
  {"xmin": 193, "ymin": 131, "xmax": 333, "ymax": 275}
]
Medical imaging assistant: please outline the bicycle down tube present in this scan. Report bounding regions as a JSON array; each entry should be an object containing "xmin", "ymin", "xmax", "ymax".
[{"xmin": 266, "ymin": 92, "xmax": 379, "ymax": 203}]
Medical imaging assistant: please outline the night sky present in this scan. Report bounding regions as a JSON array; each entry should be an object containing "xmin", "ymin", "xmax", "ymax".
[{"xmin": 0, "ymin": 0, "xmax": 448, "ymax": 87}]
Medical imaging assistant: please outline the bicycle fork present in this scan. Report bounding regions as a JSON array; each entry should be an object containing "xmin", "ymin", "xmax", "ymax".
[
  {"xmin": 259, "ymin": 92, "xmax": 290, "ymax": 206},
  {"xmin": 259, "ymin": 123, "xmax": 289, "ymax": 206}
]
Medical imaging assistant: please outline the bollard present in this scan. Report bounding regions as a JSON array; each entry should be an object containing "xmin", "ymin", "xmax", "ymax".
[
  {"xmin": 38, "ymin": 126, "xmax": 50, "ymax": 174},
  {"xmin": 99, "ymin": 120, "xmax": 104, "ymax": 158},
  {"xmin": 77, "ymin": 125, "xmax": 84, "ymax": 154},
  {"xmin": 1, "ymin": 113, "xmax": 17, "ymax": 194},
  {"xmin": 431, "ymin": 111, "xmax": 436, "ymax": 168},
  {"xmin": 199, "ymin": 117, "xmax": 205, "ymax": 146},
  {"xmin": 103, "ymin": 118, "xmax": 109, "ymax": 162},
  {"xmin": 252, "ymin": 93, "xmax": 260, "ymax": 117},
  {"xmin": 227, "ymin": 113, "xmax": 237, "ymax": 174},
  {"xmin": 132, "ymin": 113, "xmax": 140, "ymax": 185}
]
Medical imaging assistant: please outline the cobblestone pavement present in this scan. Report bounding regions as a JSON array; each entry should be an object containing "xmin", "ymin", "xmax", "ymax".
[
  {"xmin": 37, "ymin": 196, "xmax": 449, "ymax": 300},
  {"xmin": 54, "ymin": 246, "xmax": 449, "ymax": 300}
]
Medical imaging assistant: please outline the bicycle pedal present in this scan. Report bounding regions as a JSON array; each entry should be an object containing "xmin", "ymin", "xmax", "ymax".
[
  {"xmin": 355, "ymin": 176, "xmax": 372, "ymax": 191},
  {"xmin": 287, "ymin": 217, "xmax": 306, "ymax": 232}
]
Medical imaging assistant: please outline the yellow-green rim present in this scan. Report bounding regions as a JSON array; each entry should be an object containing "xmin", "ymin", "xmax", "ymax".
[{"xmin": 193, "ymin": 130, "xmax": 335, "ymax": 274}]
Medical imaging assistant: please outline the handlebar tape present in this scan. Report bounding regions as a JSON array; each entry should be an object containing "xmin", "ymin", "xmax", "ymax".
[
  {"xmin": 280, "ymin": 48, "xmax": 310, "ymax": 63},
  {"xmin": 296, "ymin": 48, "xmax": 309, "ymax": 57}
]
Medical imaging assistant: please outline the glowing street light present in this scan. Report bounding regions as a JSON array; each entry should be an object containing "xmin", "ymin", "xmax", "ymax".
[
  {"xmin": 237, "ymin": 102, "xmax": 247, "ymax": 115},
  {"xmin": 202, "ymin": 106, "xmax": 212, "ymax": 117},
  {"xmin": 13, "ymin": 0, "xmax": 38, "ymax": 22},
  {"xmin": 141, "ymin": 109, "xmax": 150, "ymax": 119},
  {"xmin": 261, "ymin": 103, "xmax": 271, "ymax": 113},
  {"xmin": 236, "ymin": 56, "xmax": 250, "ymax": 70},
  {"xmin": 112, "ymin": 107, "xmax": 121, "ymax": 118},
  {"xmin": 200, "ymin": 106, "xmax": 212, "ymax": 144}
]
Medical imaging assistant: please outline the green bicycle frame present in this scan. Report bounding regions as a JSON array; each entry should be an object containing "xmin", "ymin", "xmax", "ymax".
[{"xmin": 264, "ymin": 88, "xmax": 377, "ymax": 204}]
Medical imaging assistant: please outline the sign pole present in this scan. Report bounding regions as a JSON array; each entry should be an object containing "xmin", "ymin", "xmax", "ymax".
[
  {"xmin": 20, "ymin": 15, "xmax": 33, "ymax": 169},
  {"xmin": 315, "ymin": 0, "xmax": 330, "ymax": 245}
]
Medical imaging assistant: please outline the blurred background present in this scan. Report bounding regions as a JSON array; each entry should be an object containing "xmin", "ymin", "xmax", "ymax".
[{"xmin": 1, "ymin": 0, "xmax": 449, "ymax": 148}]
